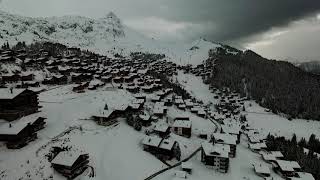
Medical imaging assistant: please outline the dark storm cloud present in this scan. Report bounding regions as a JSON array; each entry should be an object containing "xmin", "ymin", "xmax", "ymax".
[{"xmin": 147, "ymin": 0, "xmax": 320, "ymax": 42}]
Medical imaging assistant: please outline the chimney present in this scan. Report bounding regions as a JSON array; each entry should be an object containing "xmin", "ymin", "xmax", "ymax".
[
  {"xmin": 9, "ymin": 123, "xmax": 12, "ymax": 128},
  {"xmin": 10, "ymin": 87, "xmax": 13, "ymax": 94}
]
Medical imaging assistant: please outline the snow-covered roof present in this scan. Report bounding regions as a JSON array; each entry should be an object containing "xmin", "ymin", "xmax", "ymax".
[
  {"xmin": 139, "ymin": 114, "xmax": 150, "ymax": 121},
  {"xmin": 212, "ymin": 133, "xmax": 237, "ymax": 145},
  {"xmin": 262, "ymin": 151, "xmax": 284, "ymax": 161},
  {"xmin": 221, "ymin": 124, "xmax": 241, "ymax": 135},
  {"xmin": 132, "ymin": 99, "xmax": 144, "ymax": 104},
  {"xmin": 89, "ymin": 79, "xmax": 103, "ymax": 86},
  {"xmin": 254, "ymin": 163, "xmax": 270, "ymax": 175},
  {"xmin": 249, "ymin": 142, "xmax": 267, "ymax": 150},
  {"xmin": 154, "ymin": 124, "xmax": 169, "ymax": 132},
  {"xmin": 201, "ymin": 142, "xmax": 230, "ymax": 158},
  {"xmin": 92, "ymin": 110, "xmax": 113, "ymax": 118},
  {"xmin": 190, "ymin": 107, "xmax": 199, "ymax": 112},
  {"xmin": 181, "ymin": 162, "xmax": 192, "ymax": 170},
  {"xmin": 270, "ymin": 151, "xmax": 284, "ymax": 158},
  {"xmin": 159, "ymin": 139, "xmax": 175, "ymax": 150},
  {"xmin": 51, "ymin": 151, "xmax": 84, "ymax": 167},
  {"xmin": 248, "ymin": 135, "xmax": 261, "ymax": 143},
  {"xmin": 142, "ymin": 135, "xmax": 176, "ymax": 150},
  {"xmin": 172, "ymin": 120, "xmax": 192, "ymax": 128},
  {"xmin": 53, "ymin": 74, "xmax": 65, "ymax": 79},
  {"xmin": 134, "ymin": 94, "xmax": 146, "ymax": 99},
  {"xmin": 155, "ymin": 101, "xmax": 165, "ymax": 107},
  {"xmin": 142, "ymin": 136, "xmax": 162, "ymax": 147},
  {"xmin": 0, "ymin": 113, "xmax": 44, "ymax": 135},
  {"xmin": 153, "ymin": 106, "xmax": 165, "ymax": 114},
  {"xmin": 130, "ymin": 103, "xmax": 141, "ymax": 109},
  {"xmin": 197, "ymin": 109, "xmax": 206, "ymax": 115},
  {"xmin": 151, "ymin": 95, "xmax": 161, "ymax": 101},
  {"xmin": 262, "ymin": 153, "xmax": 277, "ymax": 161},
  {"xmin": 0, "ymin": 88, "xmax": 25, "ymax": 99},
  {"xmin": 0, "ymin": 121, "xmax": 29, "ymax": 135},
  {"xmin": 275, "ymin": 160, "xmax": 300, "ymax": 172},
  {"xmin": 114, "ymin": 104, "xmax": 129, "ymax": 111},
  {"xmin": 175, "ymin": 99, "xmax": 184, "ymax": 104},
  {"xmin": 291, "ymin": 172, "xmax": 315, "ymax": 180},
  {"xmin": 174, "ymin": 170, "xmax": 187, "ymax": 178}
]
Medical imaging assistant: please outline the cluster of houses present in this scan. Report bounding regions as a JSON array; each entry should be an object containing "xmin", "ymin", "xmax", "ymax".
[
  {"xmin": 0, "ymin": 45, "xmax": 171, "ymax": 92},
  {"xmin": 243, "ymin": 127, "xmax": 314, "ymax": 179}
]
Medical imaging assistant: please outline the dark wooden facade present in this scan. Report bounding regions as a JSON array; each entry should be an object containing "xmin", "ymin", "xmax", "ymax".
[{"xmin": 0, "ymin": 89, "xmax": 39, "ymax": 121}]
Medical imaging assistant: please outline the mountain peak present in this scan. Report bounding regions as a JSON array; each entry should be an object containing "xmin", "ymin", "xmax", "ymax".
[{"xmin": 101, "ymin": 11, "xmax": 122, "ymax": 25}]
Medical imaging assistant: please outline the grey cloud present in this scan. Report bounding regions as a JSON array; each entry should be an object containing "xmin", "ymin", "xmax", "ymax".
[
  {"xmin": 152, "ymin": 0, "xmax": 320, "ymax": 43},
  {"xmin": 2, "ymin": 0, "xmax": 320, "ymax": 43}
]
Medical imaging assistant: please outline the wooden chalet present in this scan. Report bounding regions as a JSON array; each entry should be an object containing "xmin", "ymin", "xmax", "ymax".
[
  {"xmin": 221, "ymin": 124, "xmax": 241, "ymax": 143},
  {"xmin": 72, "ymin": 82, "xmax": 89, "ymax": 92},
  {"xmin": 272, "ymin": 160, "xmax": 301, "ymax": 178},
  {"xmin": 113, "ymin": 76, "xmax": 124, "ymax": 83},
  {"xmin": 71, "ymin": 73, "xmax": 92, "ymax": 83},
  {"xmin": 92, "ymin": 110, "xmax": 118, "ymax": 126},
  {"xmin": 101, "ymin": 76, "xmax": 112, "ymax": 83},
  {"xmin": 261, "ymin": 151, "xmax": 284, "ymax": 163},
  {"xmin": 153, "ymin": 103, "xmax": 167, "ymax": 118},
  {"xmin": 211, "ymin": 133, "xmax": 237, "ymax": 157},
  {"xmin": 253, "ymin": 163, "xmax": 271, "ymax": 178},
  {"xmin": 51, "ymin": 151, "xmax": 89, "ymax": 179},
  {"xmin": 0, "ymin": 114, "xmax": 45, "ymax": 149},
  {"xmin": 289, "ymin": 172, "xmax": 315, "ymax": 180},
  {"xmin": 43, "ymin": 75, "xmax": 68, "ymax": 85},
  {"xmin": 0, "ymin": 88, "xmax": 39, "ymax": 121},
  {"xmin": 126, "ymin": 86, "xmax": 140, "ymax": 93},
  {"xmin": 201, "ymin": 142, "xmax": 230, "ymax": 173},
  {"xmin": 138, "ymin": 114, "xmax": 152, "ymax": 127},
  {"xmin": 88, "ymin": 80, "xmax": 104, "ymax": 90},
  {"xmin": 16, "ymin": 81, "xmax": 40, "ymax": 88},
  {"xmin": 0, "ymin": 55, "xmax": 15, "ymax": 63},
  {"xmin": 171, "ymin": 119, "xmax": 192, "ymax": 138},
  {"xmin": 1, "ymin": 74, "xmax": 22, "ymax": 83},
  {"xmin": 142, "ymin": 136, "xmax": 179, "ymax": 160},
  {"xmin": 21, "ymin": 73, "xmax": 34, "ymax": 81},
  {"xmin": 181, "ymin": 162, "xmax": 192, "ymax": 174},
  {"xmin": 141, "ymin": 85, "xmax": 155, "ymax": 93},
  {"xmin": 249, "ymin": 142, "xmax": 267, "ymax": 152},
  {"xmin": 153, "ymin": 124, "xmax": 171, "ymax": 138}
]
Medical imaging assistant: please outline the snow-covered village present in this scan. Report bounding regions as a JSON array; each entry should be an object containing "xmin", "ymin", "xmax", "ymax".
[{"xmin": 1, "ymin": 1, "xmax": 320, "ymax": 180}]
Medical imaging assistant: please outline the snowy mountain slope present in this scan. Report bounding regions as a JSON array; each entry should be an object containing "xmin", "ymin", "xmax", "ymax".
[
  {"xmin": 0, "ymin": 10, "xmax": 234, "ymax": 65},
  {"xmin": 164, "ymin": 38, "xmax": 222, "ymax": 66},
  {"xmin": 295, "ymin": 61, "xmax": 320, "ymax": 74},
  {"xmin": 0, "ymin": 10, "xmax": 161, "ymax": 56}
]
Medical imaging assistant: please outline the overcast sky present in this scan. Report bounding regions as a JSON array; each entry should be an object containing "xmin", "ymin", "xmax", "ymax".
[{"xmin": 1, "ymin": 0, "xmax": 320, "ymax": 62}]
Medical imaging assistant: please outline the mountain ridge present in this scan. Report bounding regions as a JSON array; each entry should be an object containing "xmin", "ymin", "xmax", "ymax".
[{"xmin": 0, "ymin": 10, "xmax": 237, "ymax": 65}]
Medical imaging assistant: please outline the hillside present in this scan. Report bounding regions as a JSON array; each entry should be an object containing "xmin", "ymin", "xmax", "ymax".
[{"xmin": 208, "ymin": 49, "xmax": 320, "ymax": 120}]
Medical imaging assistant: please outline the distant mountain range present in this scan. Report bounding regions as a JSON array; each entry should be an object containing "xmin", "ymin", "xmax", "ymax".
[
  {"xmin": 295, "ymin": 61, "xmax": 320, "ymax": 75},
  {"xmin": 0, "ymin": 10, "xmax": 240, "ymax": 65}
]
